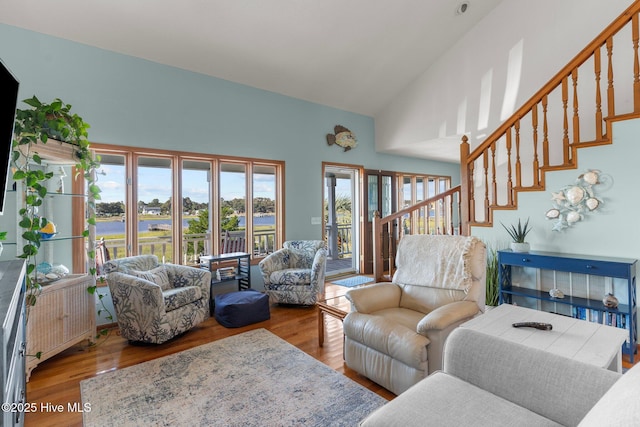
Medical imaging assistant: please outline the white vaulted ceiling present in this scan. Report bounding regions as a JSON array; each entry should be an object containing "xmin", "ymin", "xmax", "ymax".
[{"xmin": 0, "ymin": 0, "xmax": 502, "ymax": 119}]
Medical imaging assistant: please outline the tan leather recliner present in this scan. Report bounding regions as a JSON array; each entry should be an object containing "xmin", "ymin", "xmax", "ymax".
[{"xmin": 343, "ymin": 235, "xmax": 486, "ymax": 395}]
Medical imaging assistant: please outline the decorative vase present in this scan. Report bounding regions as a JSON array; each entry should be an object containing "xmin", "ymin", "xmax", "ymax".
[
  {"xmin": 510, "ymin": 242, "xmax": 530, "ymax": 253},
  {"xmin": 602, "ymin": 293, "xmax": 619, "ymax": 308}
]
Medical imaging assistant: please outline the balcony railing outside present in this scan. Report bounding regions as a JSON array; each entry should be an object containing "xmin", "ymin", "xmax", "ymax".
[
  {"xmin": 96, "ymin": 230, "xmax": 276, "ymax": 267},
  {"xmin": 324, "ymin": 223, "xmax": 353, "ymax": 259}
]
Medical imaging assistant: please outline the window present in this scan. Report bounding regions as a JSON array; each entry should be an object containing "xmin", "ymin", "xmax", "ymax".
[
  {"xmin": 252, "ymin": 164, "xmax": 277, "ymax": 256},
  {"xmin": 137, "ymin": 156, "xmax": 173, "ymax": 262},
  {"xmin": 93, "ymin": 144, "xmax": 283, "ymax": 265}
]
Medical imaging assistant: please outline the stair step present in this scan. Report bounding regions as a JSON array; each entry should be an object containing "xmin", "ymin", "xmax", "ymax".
[
  {"xmin": 489, "ymin": 204, "xmax": 517, "ymax": 210},
  {"xmin": 468, "ymin": 221, "xmax": 492, "ymax": 228},
  {"xmin": 513, "ymin": 185, "xmax": 544, "ymax": 192},
  {"xmin": 571, "ymin": 138, "xmax": 611, "ymax": 148},
  {"xmin": 541, "ymin": 164, "xmax": 576, "ymax": 172}
]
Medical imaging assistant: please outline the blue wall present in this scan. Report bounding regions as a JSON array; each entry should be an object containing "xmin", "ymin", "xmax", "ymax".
[{"xmin": 0, "ymin": 23, "xmax": 460, "ymax": 242}]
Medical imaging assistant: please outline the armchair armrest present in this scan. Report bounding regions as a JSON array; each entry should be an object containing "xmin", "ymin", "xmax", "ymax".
[
  {"xmin": 346, "ymin": 283, "xmax": 402, "ymax": 313},
  {"xmin": 164, "ymin": 263, "xmax": 211, "ymax": 301},
  {"xmin": 258, "ymin": 249, "xmax": 291, "ymax": 284},
  {"xmin": 310, "ymin": 248, "xmax": 328, "ymax": 291},
  {"xmin": 417, "ymin": 301, "xmax": 479, "ymax": 333},
  {"xmin": 107, "ymin": 272, "xmax": 165, "ymax": 313}
]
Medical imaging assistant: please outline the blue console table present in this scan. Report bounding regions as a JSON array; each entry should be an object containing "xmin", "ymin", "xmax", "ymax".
[{"xmin": 498, "ymin": 250, "xmax": 637, "ymax": 363}]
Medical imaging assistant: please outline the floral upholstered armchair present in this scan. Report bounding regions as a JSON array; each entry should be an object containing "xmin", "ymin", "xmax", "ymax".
[
  {"xmin": 258, "ymin": 240, "xmax": 328, "ymax": 305},
  {"xmin": 104, "ymin": 255, "xmax": 211, "ymax": 344}
]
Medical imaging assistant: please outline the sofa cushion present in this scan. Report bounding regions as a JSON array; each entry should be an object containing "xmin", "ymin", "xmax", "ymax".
[
  {"xmin": 163, "ymin": 286, "xmax": 202, "ymax": 312},
  {"xmin": 269, "ymin": 268, "xmax": 311, "ymax": 286},
  {"xmin": 360, "ymin": 372, "xmax": 562, "ymax": 427},
  {"xmin": 343, "ymin": 309, "xmax": 428, "ymax": 370},
  {"xmin": 130, "ymin": 265, "xmax": 171, "ymax": 291},
  {"xmin": 399, "ymin": 284, "xmax": 468, "ymax": 314},
  {"xmin": 578, "ymin": 363, "xmax": 640, "ymax": 426}
]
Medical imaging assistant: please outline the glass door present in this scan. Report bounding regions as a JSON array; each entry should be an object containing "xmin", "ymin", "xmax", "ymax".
[
  {"xmin": 363, "ymin": 169, "xmax": 396, "ymax": 274},
  {"xmin": 323, "ymin": 165, "xmax": 360, "ymax": 276}
]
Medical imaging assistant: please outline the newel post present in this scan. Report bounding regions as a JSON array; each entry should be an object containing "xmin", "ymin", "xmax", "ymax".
[
  {"xmin": 459, "ymin": 136, "xmax": 470, "ymax": 236},
  {"xmin": 372, "ymin": 211, "xmax": 383, "ymax": 282}
]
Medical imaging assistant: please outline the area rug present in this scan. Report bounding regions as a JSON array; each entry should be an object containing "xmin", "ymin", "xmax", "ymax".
[
  {"xmin": 80, "ymin": 328, "xmax": 386, "ymax": 426},
  {"xmin": 331, "ymin": 275, "xmax": 375, "ymax": 287}
]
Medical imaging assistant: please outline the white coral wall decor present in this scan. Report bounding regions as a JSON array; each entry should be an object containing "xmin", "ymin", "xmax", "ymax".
[{"xmin": 546, "ymin": 170, "xmax": 605, "ymax": 231}]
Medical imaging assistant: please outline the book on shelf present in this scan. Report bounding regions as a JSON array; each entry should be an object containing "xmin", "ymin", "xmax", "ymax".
[{"xmin": 216, "ymin": 267, "xmax": 236, "ymax": 280}]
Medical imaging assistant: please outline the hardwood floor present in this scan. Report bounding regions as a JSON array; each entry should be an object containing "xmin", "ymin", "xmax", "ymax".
[
  {"xmin": 24, "ymin": 283, "xmax": 393, "ymax": 426},
  {"xmin": 24, "ymin": 282, "xmax": 639, "ymax": 426}
]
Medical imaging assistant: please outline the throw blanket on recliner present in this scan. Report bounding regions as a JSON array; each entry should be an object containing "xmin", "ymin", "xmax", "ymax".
[{"xmin": 392, "ymin": 235, "xmax": 480, "ymax": 292}]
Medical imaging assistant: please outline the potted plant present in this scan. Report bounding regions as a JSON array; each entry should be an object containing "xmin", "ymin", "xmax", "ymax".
[
  {"xmin": 485, "ymin": 245, "xmax": 499, "ymax": 308},
  {"xmin": 0, "ymin": 231, "xmax": 6, "ymax": 257},
  {"xmin": 11, "ymin": 96, "xmax": 111, "ymax": 333},
  {"xmin": 501, "ymin": 217, "xmax": 532, "ymax": 252}
]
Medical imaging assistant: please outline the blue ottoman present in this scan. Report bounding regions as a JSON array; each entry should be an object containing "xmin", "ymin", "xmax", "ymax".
[{"xmin": 214, "ymin": 290, "xmax": 270, "ymax": 328}]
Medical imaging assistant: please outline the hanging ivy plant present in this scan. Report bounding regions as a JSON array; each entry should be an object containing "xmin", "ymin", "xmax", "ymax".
[{"xmin": 10, "ymin": 96, "xmax": 112, "ymax": 340}]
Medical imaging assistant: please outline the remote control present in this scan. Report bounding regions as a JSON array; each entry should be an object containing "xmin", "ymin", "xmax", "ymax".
[{"xmin": 512, "ymin": 322, "xmax": 553, "ymax": 330}]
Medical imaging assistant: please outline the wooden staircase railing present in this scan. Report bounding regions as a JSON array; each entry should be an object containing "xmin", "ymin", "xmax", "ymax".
[
  {"xmin": 371, "ymin": 2, "xmax": 640, "ymax": 281},
  {"xmin": 372, "ymin": 185, "xmax": 461, "ymax": 282},
  {"xmin": 460, "ymin": 1, "xmax": 640, "ymax": 233}
]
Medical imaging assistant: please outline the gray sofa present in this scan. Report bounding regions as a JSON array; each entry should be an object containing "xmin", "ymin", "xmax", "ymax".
[{"xmin": 360, "ymin": 327, "xmax": 640, "ymax": 426}]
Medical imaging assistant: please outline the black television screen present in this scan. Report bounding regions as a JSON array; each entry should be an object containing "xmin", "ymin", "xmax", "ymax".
[{"xmin": 0, "ymin": 59, "xmax": 19, "ymax": 215}]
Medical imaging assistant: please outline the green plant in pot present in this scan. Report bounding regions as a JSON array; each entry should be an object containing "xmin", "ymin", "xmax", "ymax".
[
  {"xmin": 485, "ymin": 244, "xmax": 500, "ymax": 307},
  {"xmin": 0, "ymin": 231, "xmax": 6, "ymax": 258},
  {"xmin": 11, "ymin": 96, "xmax": 111, "ymax": 335},
  {"xmin": 501, "ymin": 217, "xmax": 532, "ymax": 253}
]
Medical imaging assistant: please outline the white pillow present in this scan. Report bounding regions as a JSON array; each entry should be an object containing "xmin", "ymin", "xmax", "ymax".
[{"xmin": 130, "ymin": 265, "xmax": 171, "ymax": 291}]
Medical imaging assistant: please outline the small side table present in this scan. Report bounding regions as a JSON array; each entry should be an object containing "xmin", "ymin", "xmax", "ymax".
[
  {"xmin": 200, "ymin": 252, "xmax": 251, "ymax": 315},
  {"xmin": 317, "ymin": 295, "xmax": 351, "ymax": 347}
]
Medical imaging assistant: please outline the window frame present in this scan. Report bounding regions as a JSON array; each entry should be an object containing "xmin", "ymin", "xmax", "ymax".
[{"xmin": 91, "ymin": 143, "xmax": 284, "ymax": 265}]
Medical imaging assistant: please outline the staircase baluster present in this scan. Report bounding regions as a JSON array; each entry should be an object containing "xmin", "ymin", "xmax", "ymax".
[
  {"xmin": 572, "ymin": 69, "xmax": 580, "ymax": 152},
  {"xmin": 633, "ymin": 13, "xmax": 640, "ymax": 112},
  {"xmin": 594, "ymin": 46, "xmax": 603, "ymax": 140},
  {"xmin": 542, "ymin": 95, "xmax": 549, "ymax": 167},
  {"xmin": 423, "ymin": 206, "xmax": 428, "ymax": 234},
  {"xmin": 448, "ymin": 196, "xmax": 454, "ymax": 234},
  {"xmin": 562, "ymin": 76, "xmax": 570, "ymax": 165},
  {"xmin": 531, "ymin": 105, "xmax": 540, "ymax": 186},
  {"xmin": 506, "ymin": 127, "xmax": 513, "ymax": 206},
  {"xmin": 513, "ymin": 118, "xmax": 521, "ymax": 190},
  {"xmin": 491, "ymin": 141, "xmax": 497, "ymax": 207},
  {"xmin": 468, "ymin": 162, "xmax": 475, "ymax": 223},
  {"xmin": 607, "ymin": 36, "xmax": 615, "ymax": 117},
  {"xmin": 483, "ymin": 150, "xmax": 489, "ymax": 223}
]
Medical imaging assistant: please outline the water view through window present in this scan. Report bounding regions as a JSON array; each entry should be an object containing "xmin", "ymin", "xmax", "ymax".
[{"xmin": 94, "ymin": 148, "xmax": 281, "ymax": 263}]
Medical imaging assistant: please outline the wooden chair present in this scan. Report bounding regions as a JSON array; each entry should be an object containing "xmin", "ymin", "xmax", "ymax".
[
  {"xmin": 222, "ymin": 231, "xmax": 246, "ymax": 254},
  {"xmin": 95, "ymin": 237, "xmax": 111, "ymax": 277}
]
